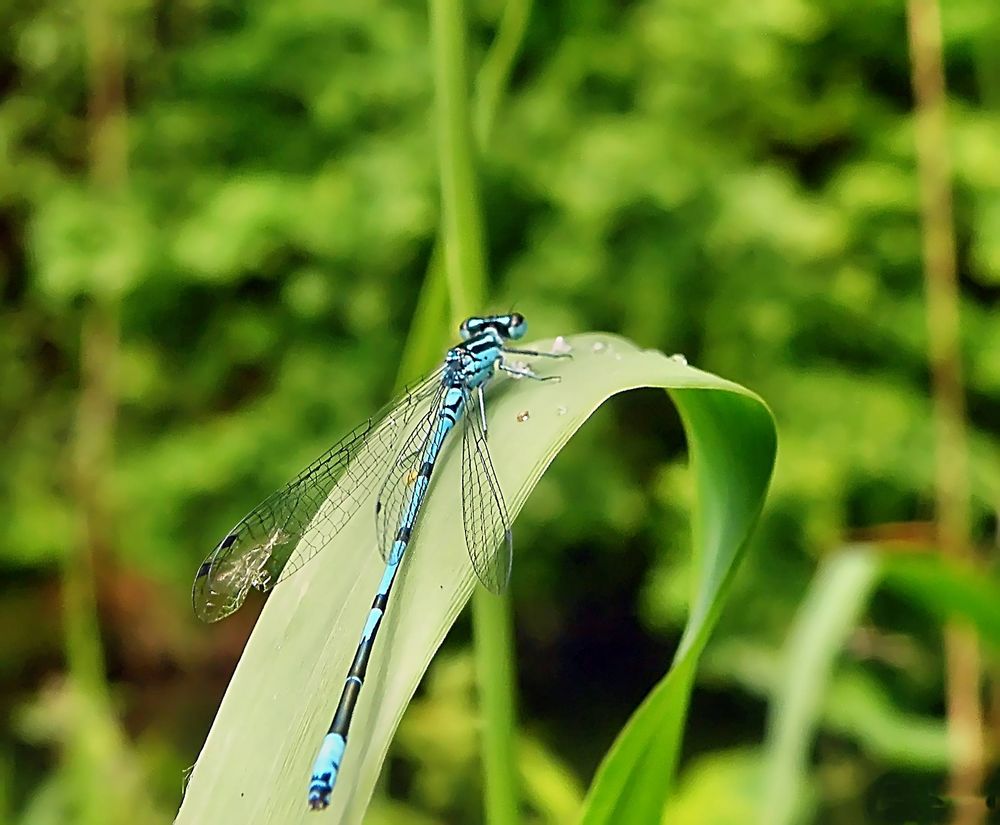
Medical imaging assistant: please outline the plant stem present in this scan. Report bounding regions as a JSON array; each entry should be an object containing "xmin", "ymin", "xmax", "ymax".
[
  {"xmin": 428, "ymin": 0, "xmax": 520, "ymax": 821},
  {"xmin": 65, "ymin": 0, "xmax": 126, "ymax": 821},
  {"xmin": 397, "ymin": 0, "xmax": 533, "ymax": 390},
  {"xmin": 905, "ymin": 1, "xmax": 984, "ymax": 821},
  {"xmin": 473, "ymin": 588, "xmax": 521, "ymax": 825},
  {"xmin": 429, "ymin": 0, "xmax": 486, "ymax": 313}
]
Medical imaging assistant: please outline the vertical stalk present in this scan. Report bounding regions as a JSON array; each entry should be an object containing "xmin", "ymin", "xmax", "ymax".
[
  {"xmin": 427, "ymin": 0, "xmax": 519, "ymax": 822},
  {"xmin": 72, "ymin": 0, "xmax": 126, "ymax": 694},
  {"xmin": 429, "ymin": 0, "xmax": 486, "ymax": 315},
  {"xmin": 905, "ymin": 2, "xmax": 984, "ymax": 822},
  {"xmin": 397, "ymin": 0, "xmax": 533, "ymax": 390},
  {"xmin": 69, "ymin": 308, "xmax": 119, "ymax": 697},
  {"xmin": 471, "ymin": 588, "xmax": 520, "ymax": 824},
  {"xmin": 991, "ymin": 508, "xmax": 1000, "ymax": 769},
  {"xmin": 66, "ymin": 0, "xmax": 126, "ymax": 821}
]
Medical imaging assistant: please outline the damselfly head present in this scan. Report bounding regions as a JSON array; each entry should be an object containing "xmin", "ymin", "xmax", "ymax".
[{"xmin": 459, "ymin": 313, "xmax": 527, "ymax": 341}]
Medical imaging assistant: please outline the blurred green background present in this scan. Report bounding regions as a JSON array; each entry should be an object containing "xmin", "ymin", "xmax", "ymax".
[{"xmin": 1, "ymin": 0, "xmax": 999, "ymax": 822}]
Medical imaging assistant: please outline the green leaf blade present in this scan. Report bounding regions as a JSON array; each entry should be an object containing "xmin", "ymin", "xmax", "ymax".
[
  {"xmin": 578, "ymin": 374, "xmax": 776, "ymax": 825},
  {"xmin": 759, "ymin": 548, "xmax": 882, "ymax": 825},
  {"xmin": 177, "ymin": 333, "xmax": 776, "ymax": 825}
]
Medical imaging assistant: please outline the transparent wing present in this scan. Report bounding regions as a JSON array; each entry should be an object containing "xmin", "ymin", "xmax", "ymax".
[
  {"xmin": 374, "ymin": 384, "xmax": 446, "ymax": 565},
  {"xmin": 192, "ymin": 368, "xmax": 444, "ymax": 622},
  {"xmin": 461, "ymin": 387, "xmax": 513, "ymax": 594}
]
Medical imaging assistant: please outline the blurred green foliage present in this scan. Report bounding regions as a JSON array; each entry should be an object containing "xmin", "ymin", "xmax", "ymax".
[{"xmin": 1, "ymin": 0, "xmax": 998, "ymax": 822}]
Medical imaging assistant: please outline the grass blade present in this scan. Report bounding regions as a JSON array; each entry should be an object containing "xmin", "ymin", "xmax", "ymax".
[
  {"xmin": 177, "ymin": 334, "xmax": 775, "ymax": 825},
  {"xmin": 579, "ymin": 363, "xmax": 776, "ymax": 824},
  {"xmin": 759, "ymin": 548, "xmax": 881, "ymax": 825}
]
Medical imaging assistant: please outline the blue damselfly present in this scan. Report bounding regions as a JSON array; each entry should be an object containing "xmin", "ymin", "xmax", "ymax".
[{"xmin": 192, "ymin": 313, "xmax": 568, "ymax": 810}]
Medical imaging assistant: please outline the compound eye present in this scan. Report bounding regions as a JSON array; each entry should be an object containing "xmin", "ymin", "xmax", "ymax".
[{"xmin": 508, "ymin": 313, "xmax": 527, "ymax": 339}]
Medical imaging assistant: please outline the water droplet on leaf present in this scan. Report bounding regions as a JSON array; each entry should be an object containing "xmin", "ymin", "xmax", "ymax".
[{"xmin": 551, "ymin": 336, "xmax": 573, "ymax": 355}]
